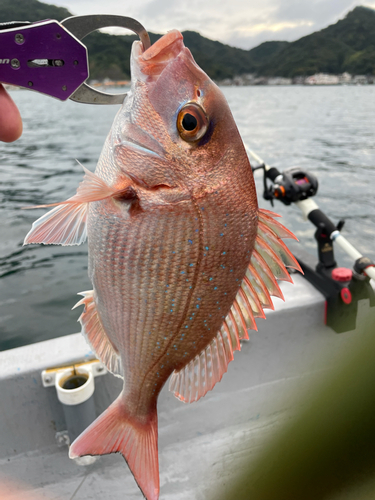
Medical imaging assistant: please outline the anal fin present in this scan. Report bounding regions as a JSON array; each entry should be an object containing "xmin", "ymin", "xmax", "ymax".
[
  {"xmin": 169, "ymin": 328, "xmax": 233, "ymax": 404},
  {"xmin": 73, "ymin": 290, "xmax": 123, "ymax": 378}
]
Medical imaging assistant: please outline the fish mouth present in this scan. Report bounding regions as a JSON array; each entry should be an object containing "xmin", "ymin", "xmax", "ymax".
[{"xmin": 132, "ymin": 30, "xmax": 184, "ymax": 81}]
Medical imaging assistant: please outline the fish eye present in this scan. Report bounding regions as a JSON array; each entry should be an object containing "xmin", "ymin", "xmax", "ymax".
[{"xmin": 177, "ymin": 102, "xmax": 209, "ymax": 142}]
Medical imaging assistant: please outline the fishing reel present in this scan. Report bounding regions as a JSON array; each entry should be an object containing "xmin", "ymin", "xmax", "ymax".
[{"xmin": 253, "ymin": 164, "xmax": 319, "ymax": 205}]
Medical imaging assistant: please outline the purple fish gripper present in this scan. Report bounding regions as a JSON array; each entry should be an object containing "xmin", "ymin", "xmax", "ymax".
[{"xmin": 0, "ymin": 20, "xmax": 88, "ymax": 100}]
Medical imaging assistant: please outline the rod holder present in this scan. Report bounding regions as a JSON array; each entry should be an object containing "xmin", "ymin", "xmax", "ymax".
[{"xmin": 41, "ymin": 359, "xmax": 107, "ymax": 465}]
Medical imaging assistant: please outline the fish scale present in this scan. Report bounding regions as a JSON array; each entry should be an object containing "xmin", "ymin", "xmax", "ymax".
[
  {"xmin": 23, "ymin": 29, "xmax": 302, "ymax": 500},
  {"xmin": 90, "ymin": 176, "xmax": 253, "ymax": 412}
]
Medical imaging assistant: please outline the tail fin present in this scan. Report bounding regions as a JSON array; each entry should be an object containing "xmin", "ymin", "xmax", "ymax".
[{"xmin": 69, "ymin": 395, "xmax": 159, "ymax": 500}]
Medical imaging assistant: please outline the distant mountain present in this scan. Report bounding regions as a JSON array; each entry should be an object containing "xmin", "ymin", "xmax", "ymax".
[
  {"xmin": 255, "ymin": 7, "xmax": 375, "ymax": 77},
  {"xmin": 1, "ymin": 1, "xmax": 375, "ymax": 79}
]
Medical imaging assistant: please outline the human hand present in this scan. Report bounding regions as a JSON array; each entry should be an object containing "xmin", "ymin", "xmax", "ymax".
[{"xmin": 0, "ymin": 84, "xmax": 22, "ymax": 142}]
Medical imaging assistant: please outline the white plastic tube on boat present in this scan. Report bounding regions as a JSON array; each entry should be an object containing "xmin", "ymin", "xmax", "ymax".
[
  {"xmin": 55, "ymin": 366, "xmax": 98, "ymax": 464},
  {"xmin": 55, "ymin": 367, "xmax": 95, "ymax": 405}
]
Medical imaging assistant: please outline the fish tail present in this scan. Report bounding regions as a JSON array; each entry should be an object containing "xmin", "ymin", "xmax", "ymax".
[{"xmin": 69, "ymin": 394, "xmax": 159, "ymax": 500}]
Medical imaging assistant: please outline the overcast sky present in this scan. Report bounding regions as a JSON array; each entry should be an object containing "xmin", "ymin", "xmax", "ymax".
[{"xmin": 52, "ymin": 0, "xmax": 375, "ymax": 49}]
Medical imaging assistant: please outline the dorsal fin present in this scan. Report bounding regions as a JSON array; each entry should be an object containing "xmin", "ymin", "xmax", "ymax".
[
  {"xmin": 23, "ymin": 163, "xmax": 132, "ymax": 246},
  {"xmin": 73, "ymin": 290, "xmax": 123, "ymax": 378},
  {"xmin": 169, "ymin": 209, "xmax": 302, "ymax": 404}
]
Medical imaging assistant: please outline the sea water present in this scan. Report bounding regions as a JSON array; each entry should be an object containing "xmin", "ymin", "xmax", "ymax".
[{"xmin": 0, "ymin": 85, "xmax": 374, "ymax": 350}]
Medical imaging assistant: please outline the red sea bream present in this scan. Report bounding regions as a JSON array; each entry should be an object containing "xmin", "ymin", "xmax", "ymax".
[{"xmin": 24, "ymin": 30, "xmax": 301, "ymax": 500}]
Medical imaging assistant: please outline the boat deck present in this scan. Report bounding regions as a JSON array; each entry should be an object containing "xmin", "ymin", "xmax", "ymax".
[{"xmin": 0, "ymin": 275, "xmax": 371, "ymax": 499}]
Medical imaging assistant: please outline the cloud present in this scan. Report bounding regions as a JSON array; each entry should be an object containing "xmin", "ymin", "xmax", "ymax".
[{"xmin": 51, "ymin": 0, "xmax": 374, "ymax": 49}]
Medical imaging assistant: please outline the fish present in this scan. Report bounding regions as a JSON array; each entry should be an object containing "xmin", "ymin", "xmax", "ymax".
[{"xmin": 24, "ymin": 29, "xmax": 301, "ymax": 500}]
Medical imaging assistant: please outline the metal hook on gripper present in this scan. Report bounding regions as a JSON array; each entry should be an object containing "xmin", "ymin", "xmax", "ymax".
[{"xmin": 61, "ymin": 15, "xmax": 151, "ymax": 105}]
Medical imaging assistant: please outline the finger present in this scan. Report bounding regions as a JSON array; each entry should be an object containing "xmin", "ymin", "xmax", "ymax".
[{"xmin": 0, "ymin": 84, "xmax": 23, "ymax": 142}]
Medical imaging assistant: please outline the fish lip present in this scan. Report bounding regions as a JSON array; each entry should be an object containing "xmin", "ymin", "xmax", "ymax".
[{"xmin": 131, "ymin": 30, "xmax": 184, "ymax": 82}]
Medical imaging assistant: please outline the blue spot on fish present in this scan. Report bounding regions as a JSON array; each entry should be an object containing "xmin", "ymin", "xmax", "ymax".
[
  {"xmin": 188, "ymin": 239, "xmax": 193, "ymax": 244},
  {"xmin": 196, "ymin": 304, "xmax": 200, "ymax": 309}
]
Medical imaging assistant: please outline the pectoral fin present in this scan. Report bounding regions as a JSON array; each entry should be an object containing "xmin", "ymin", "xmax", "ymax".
[{"xmin": 23, "ymin": 163, "xmax": 132, "ymax": 246}]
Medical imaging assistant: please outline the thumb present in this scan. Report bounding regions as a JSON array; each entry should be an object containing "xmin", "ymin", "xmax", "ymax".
[{"xmin": 0, "ymin": 84, "xmax": 23, "ymax": 142}]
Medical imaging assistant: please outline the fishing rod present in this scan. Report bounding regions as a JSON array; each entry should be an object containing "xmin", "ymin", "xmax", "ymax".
[{"xmin": 246, "ymin": 146, "xmax": 375, "ymax": 334}]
